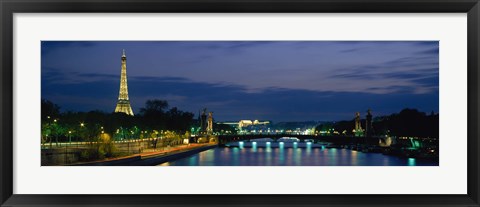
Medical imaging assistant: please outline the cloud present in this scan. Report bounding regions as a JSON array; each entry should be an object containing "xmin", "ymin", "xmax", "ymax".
[
  {"xmin": 417, "ymin": 47, "xmax": 440, "ymax": 55},
  {"xmin": 339, "ymin": 47, "xmax": 366, "ymax": 53},
  {"xmin": 41, "ymin": 68, "xmax": 119, "ymax": 84},
  {"xmin": 41, "ymin": 41, "xmax": 98, "ymax": 55},
  {"xmin": 42, "ymin": 41, "xmax": 439, "ymax": 95},
  {"xmin": 41, "ymin": 41, "xmax": 439, "ymax": 121},
  {"xmin": 42, "ymin": 72, "xmax": 438, "ymax": 122}
]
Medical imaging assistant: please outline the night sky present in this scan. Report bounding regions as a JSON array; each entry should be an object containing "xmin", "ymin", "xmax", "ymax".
[{"xmin": 41, "ymin": 41, "xmax": 439, "ymax": 122}]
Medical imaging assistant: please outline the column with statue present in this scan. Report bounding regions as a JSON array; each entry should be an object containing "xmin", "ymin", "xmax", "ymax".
[{"xmin": 207, "ymin": 112, "xmax": 213, "ymax": 135}]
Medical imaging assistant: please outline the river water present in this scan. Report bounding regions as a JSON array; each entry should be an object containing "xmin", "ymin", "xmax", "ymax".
[{"xmin": 159, "ymin": 146, "xmax": 439, "ymax": 166}]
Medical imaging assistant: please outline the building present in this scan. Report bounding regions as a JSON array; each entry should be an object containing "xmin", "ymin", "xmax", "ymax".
[
  {"xmin": 114, "ymin": 49, "xmax": 134, "ymax": 116},
  {"xmin": 218, "ymin": 120, "xmax": 270, "ymax": 129}
]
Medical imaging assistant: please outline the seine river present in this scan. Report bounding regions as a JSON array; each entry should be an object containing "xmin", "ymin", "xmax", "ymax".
[{"xmin": 159, "ymin": 147, "xmax": 439, "ymax": 166}]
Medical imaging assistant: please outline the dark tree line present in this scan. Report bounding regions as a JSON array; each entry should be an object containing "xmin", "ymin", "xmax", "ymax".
[
  {"xmin": 41, "ymin": 99, "xmax": 195, "ymax": 143},
  {"xmin": 139, "ymin": 99, "xmax": 194, "ymax": 133},
  {"xmin": 315, "ymin": 108, "xmax": 439, "ymax": 138},
  {"xmin": 374, "ymin": 108, "xmax": 439, "ymax": 138}
]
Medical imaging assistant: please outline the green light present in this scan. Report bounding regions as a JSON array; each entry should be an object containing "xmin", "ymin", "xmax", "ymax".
[{"xmin": 408, "ymin": 158, "xmax": 416, "ymax": 166}]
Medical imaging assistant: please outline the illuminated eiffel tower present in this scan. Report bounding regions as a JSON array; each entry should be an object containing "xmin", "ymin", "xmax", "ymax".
[{"xmin": 114, "ymin": 49, "xmax": 134, "ymax": 116}]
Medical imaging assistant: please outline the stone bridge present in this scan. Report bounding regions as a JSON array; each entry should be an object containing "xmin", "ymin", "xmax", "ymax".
[{"xmin": 217, "ymin": 134, "xmax": 381, "ymax": 146}]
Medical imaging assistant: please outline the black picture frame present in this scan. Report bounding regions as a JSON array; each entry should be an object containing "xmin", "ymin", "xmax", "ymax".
[{"xmin": 1, "ymin": 0, "xmax": 479, "ymax": 206}]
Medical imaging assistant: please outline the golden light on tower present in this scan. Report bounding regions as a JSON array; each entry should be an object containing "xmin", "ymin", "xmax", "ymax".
[{"xmin": 114, "ymin": 49, "xmax": 134, "ymax": 116}]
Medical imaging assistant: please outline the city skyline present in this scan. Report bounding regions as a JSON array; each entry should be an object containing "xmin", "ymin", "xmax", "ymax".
[{"xmin": 41, "ymin": 41, "xmax": 439, "ymax": 122}]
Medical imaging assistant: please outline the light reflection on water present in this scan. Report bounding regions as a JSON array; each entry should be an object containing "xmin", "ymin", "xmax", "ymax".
[
  {"xmin": 408, "ymin": 158, "xmax": 417, "ymax": 166},
  {"xmin": 159, "ymin": 147, "xmax": 438, "ymax": 166}
]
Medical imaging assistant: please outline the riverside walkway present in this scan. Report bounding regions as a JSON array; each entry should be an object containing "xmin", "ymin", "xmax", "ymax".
[{"xmin": 71, "ymin": 143, "xmax": 217, "ymax": 166}]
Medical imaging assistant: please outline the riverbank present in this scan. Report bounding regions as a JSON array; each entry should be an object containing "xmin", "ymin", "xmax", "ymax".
[{"xmin": 70, "ymin": 143, "xmax": 217, "ymax": 166}]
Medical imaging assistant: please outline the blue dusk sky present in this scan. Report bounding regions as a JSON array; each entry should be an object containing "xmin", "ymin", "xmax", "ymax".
[{"xmin": 41, "ymin": 41, "xmax": 439, "ymax": 122}]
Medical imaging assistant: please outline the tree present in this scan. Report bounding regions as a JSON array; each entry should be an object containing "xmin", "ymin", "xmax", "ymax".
[
  {"xmin": 40, "ymin": 99, "xmax": 197, "ymax": 144},
  {"xmin": 166, "ymin": 107, "xmax": 194, "ymax": 132},
  {"xmin": 140, "ymin": 99, "xmax": 169, "ymax": 114},
  {"xmin": 41, "ymin": 99, "xmax": 60, "ymax": 122},
  {"xmin": 315, "ymin": 108, "xmax": 439, "ymax": 138},
  {"xmin": 385, "ymin": 108, "xmax": 438, "ymax": 138},
  {"xmin": 140, "ymin": 99, "xmax": 169, "ymax": 130}
]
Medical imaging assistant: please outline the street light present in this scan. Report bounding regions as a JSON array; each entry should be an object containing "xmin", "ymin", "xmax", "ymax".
[
  {"xmin": 79, "ymin": 123, "xmax": 85, "ymax": 145},
  {"xmin": 66, "ymin": 130, "xmax": 72, "ymax": 165},
  {"xmin": 53, "ymin": 119, "xmax": 58, "ymax": 146}
]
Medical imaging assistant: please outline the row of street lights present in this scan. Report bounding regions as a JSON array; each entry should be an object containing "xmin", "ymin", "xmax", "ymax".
[{"xmin": 44, "ymin": 116, "xmax": 184, "ymax": 146}]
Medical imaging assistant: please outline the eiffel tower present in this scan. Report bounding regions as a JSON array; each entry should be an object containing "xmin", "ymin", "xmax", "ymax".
[{"xmin": 114, "ymin": 49, "xmax": 134, "ymax": 116}]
